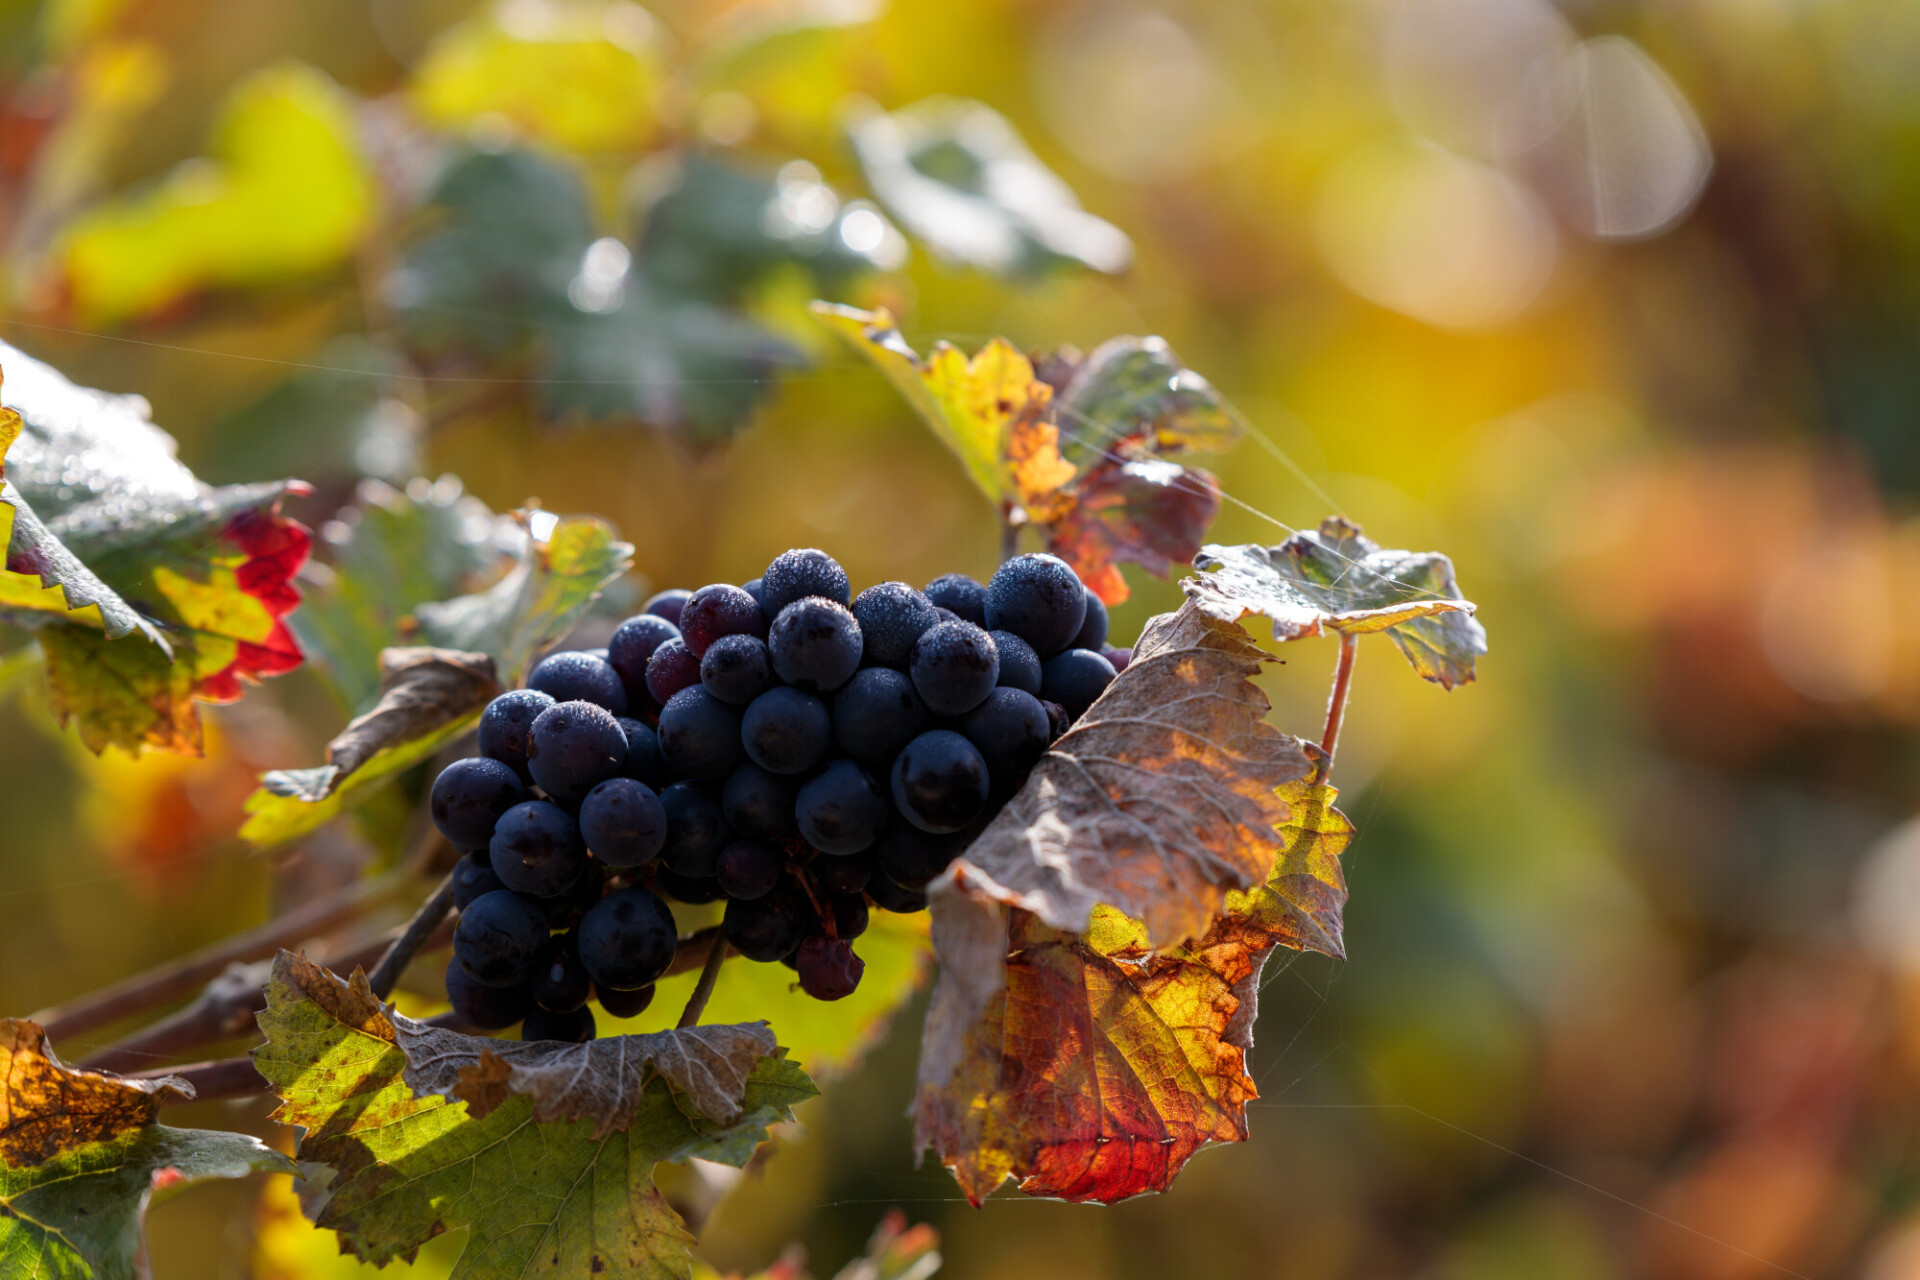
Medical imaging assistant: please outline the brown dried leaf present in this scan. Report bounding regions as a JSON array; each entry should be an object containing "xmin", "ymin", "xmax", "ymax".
[
  {"xmin": 0, "ymin": 1019, "xmax": 189, "ymax": 1165},
  {"xmin": 325, "ymin": 647, "xmax": 502, "ymax": 784}
]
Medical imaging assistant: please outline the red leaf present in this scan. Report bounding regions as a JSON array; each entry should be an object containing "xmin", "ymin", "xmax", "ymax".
[{"xmin": 1048, "ymin": 455, "xmax": 1220, "ymax": 605}]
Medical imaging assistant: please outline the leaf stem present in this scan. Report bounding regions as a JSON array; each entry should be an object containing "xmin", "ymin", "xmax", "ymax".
[
  {"xmin": 141, "ymin": 1056, "xmax": 271, "ymax": 1106},
  {"xmin": 676, "ymin": 934, "xmax": 730, "ymax": 1029},
  {"xmin": 1319, "ymin": 630, "xmax": 1359, "ymax": 771},
  {"xmin": 367, "ymin": 871, "xmax": 457, "ymax": 1000}
]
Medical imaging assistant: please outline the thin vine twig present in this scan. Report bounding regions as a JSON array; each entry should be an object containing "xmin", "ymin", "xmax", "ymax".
[
  {"xmin": 367, "ymin": 871, "xmax": 458, "ymax": 1000},
  {"xmin": 676, "ymin": 935, "xmax": 730, "ymax": 1029}
]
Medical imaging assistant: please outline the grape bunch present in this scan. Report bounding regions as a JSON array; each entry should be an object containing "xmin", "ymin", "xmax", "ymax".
[{"xmin": 435, "ymin": 548, "xmax": 1133, "ymax": 1042}]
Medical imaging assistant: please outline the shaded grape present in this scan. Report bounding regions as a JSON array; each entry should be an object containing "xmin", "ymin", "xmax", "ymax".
[
  {"xmin": 644, "ymin": 636, "xmax": 702, "ymax": 705},
  {"xmin": 890, "ymin": 730, "xmax": 989, "ymax": 834},
  {"xmin": 723, "ymin": 891, "xmax": 807, "ymax": 962},
  {"xmin": 643, "ymin": 588, "xmax": 692, "ymax": 626},
  {"xmin": 1041, "ymin": 648, "xmax": 1117, "ymax": 720},
  {"xmin": 831, "ymin": 667, "xmax": 927, "ymax": 767},
  {"xmin": 454, "ymin": 889, "xmax": 547, "ymax": 987},
  {"xmin": 924, "ymin": 573, "xmax": 987, "ymax": 626},
  {"xmin": 596, "ymin": 983, "xmax": 655, "ymax": 1018},
  {"xmin": 853, "ymin": 581, "xmax": 940, "ymax": 668},
  {"xmin": 451, "ymin": 849, "xmax": 506, "ymax": 910},
  {"xmin": 958, "ymin": 687, "xmax": 1051, "ymax": 782},
  {"xmin": 721, "ymin": 762, "xmax": 798, "ymax": 840},
  {"xmin": 680, "ymin": 583, "xmax": 767, "ymax": 657},
  {"xmin": 657, "ymin": 685, "xmax": 745, "ymax": 779},
  {"xmin": 579, "ymin": 777, "xmax": 666, "ymax": 868},
  {"xmin": 430, "ymin": 756, "xmax": 525, "ymax": 850},
  {"xmin": 527, "ymin": 650, "xmax": 627, "ymax": 714},
  {"xmin": 658, "ymin": 781, "xmax": 730, "ymax": 876},
  {"xmin": 489, "ymin": 800, "xmax": 588, "ymax": 898},
  {"xmin": 795, "ymin": 935, "xmax": 863, "ymax": 1000},
  {"xmin": 768, "ymin": 597, "xmax": 863, "ymax": 693},
  {"xmin": 616, "ymin": 716, "xmax": 666, "ymax": 787},
  {"xmin": 608, "ymin": 614, "xmax": 680, "ymax": 703},
  {"xmin": 526, "ymin": 700, "xmax": 627, "ymax": 804},
  {"xmin": 989, "ymin": 629, "xmax": 1042, "ymax": 696},
  {"xmin": 909, "ymin": 620, "xmax": 999, "ymax": 716},
  {"xmin": 1072, "ymin": 587, "xmax": 1110, "ymax": 650},
  {"xmin": 796, "ymin": 759, "xmax": 889, "ymax": 855},
  {"xmin": 875, "ymin": 816, "xmax": 962, "ymax": 890},
  {"xmin": 716, "ymin": 840, "xmax": 786, "ymax": 900},
  {"xmin": 741, "ymin": 686, "xmax": 831, "ymax": 775},
  {"xmin": 478, "ymin": 688, "xmax": 557, "ymax": 784},
  {"xmin": 522, "ymin": 1005, "xmax": 596, "ymax": 1043},
  {"xmin": 445, "ymin": 959, "xmax": 533, "ymax": 1030},
  {"xmin": 700, "ymin": 633, "xmax": 774, "ymax": 705},
  {"xmin": 578, "ymin": 887, "xmax": 678, "ymax": 990},
  {"xmin": 531, "ymin": 931, "xmax": 591, "ymax": 1013}
]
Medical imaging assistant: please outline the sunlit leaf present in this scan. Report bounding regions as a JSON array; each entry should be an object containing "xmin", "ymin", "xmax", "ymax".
[
  {"xmin": 253, "ymin": 953, "xmax": 816, "ymax": 1280},
  {"xmin": 1052, "ymin": 335, "xmax": 1244, "ymax": 460},
  {"xmin": 1046, "ymin": 455, "xmax": 1220, "ymax": 605},
  {"xmin": 1188, "ymin": 517, "xmax": 1487, "ymax": 687},
  {"xmin": 0, "ymin": 1018, "xmax": 293, "ymax": 1279},
  {"xmin": 57, "ymin": 62, "xmax": 372, "ymax": 324},
  {"xmin": 847, "ymin": 97, "xmax": 1131, "ymax": 277}
]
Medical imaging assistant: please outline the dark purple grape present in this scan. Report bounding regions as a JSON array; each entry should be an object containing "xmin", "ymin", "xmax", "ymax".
[
  {"xmin": 831, "ymin": 667, "xmax": 927, "ymax": 768},
  {"xmin": 990, "ymin": 630, "xmax": 1043, "ymax": 696},
  {"xmin": 1103, "ymin": 646, "xmax": 1132, "ymax": 674},
  {"xmin": 852, "ymin": 581, "xmax": 940, "ymax": 669},
  {"xmin": 721, "ymin": 763, "xmax": 798, "ymax": 840},
  {"xmin": 1042, "ymin": 699, "xmax": 1072, "ymax": 740},
  {"xmin": 454, "ymin": 889, "xmax": 548, "ymax": 987},
  {"xmin": 644, "ymin": 588, "xmax": 692, "ymax": 626},
  {"xmin": 890, "ymin": 730, "xmax": 989, "ymax": 834},
  {"xmin": 452, "ymin": 848, "xmax": 506, "ymax": 910},
  {"xmin": 579, "ymin": 777, "xmax": 666, "ymax": 868},
  {"xmin": 769, "ymin": 597, "xmax": 863, "ymax": 693},
  {"xmin": 742, "ymin": 576, "xmax": 767, "ymax": 612},
  {"xmin": 597, "ymin": 983, "xmax": 655, "ymax": 1018},
  {"xmin": 680, "ymin": 583, "xmax": 768, "ymax": 657},
  {"xmin": 875, "ymin": 817, "xmax": 962, "ymax": 890},
  {"xmin": 489, "ymin": 800, "xmax": 588, "ymax": 898},
  {"xmin": 658, "ymin": 781, "xmax": 730, "ymax": 876},
  {"xmin": 985, "ymin": 553, "xmax": 1087, "ymax": 656},
  {"xmin": 540, "ymin": 859, "xmax": 605, "ymax": 928},
  {"xmin": 723, "ymin": 891, "xmax": 808, "ymax": 962},
  {"xmin": 445, "ymin": 958, "xmax": 532, "ymax": 1030},
  {"xmin": 795, "ymin": 935, "xmax": 863, "ymax": 1000},
  {"xmin": 658, "ymin": 686, "xmax": 746, "ymax": 779},
  {"xmin": 924, "ymin": 573, "xmax": 988, "ymax": 626},
  {"xmin": 796, "ymin": 759, "xmax": 889, "ymax": 855},
  {"xmin": 958, "ymin": 687, "xmax": 1051, "ymax": 782},
  {"xmin": 430, "ymin": 757, "xmax": 525, "ymax": 850},
  {"xmin": 1041, "ymin": 648, "xmax": 1117, "ymax": 720},
  {"xmin": 644, "ymin": 636, "xmax": 702, "ymax": 705},
  {"xmin": 866, "ymin": 875, "xmax": 928, "ymax": 913},
  {"xmin": 478, "ymin": 688, "xmax": 557, "ymax": 784},
  {"xmin": 741, "ymin": 686, "xmax": 831, "ymax": 775},
  {"xmin": 531, "ymin": 931, "xmax": 591, "ymax": 1012},
  {"xmin": 654, "ymin": 868, "xmax": 725, "ymax": 903},
  {"xmin": 578, "ymin": 887, "xmax": 678, "ymax": 990},
  {"xmin": 527, "ymin": 650, "xmax": 628, "ymax": 714},
  {"xmin": 717, "ymin": 840, "xmax": 786, "ymax": 900},
  {"xmin": 762, "ymin": 548, "xmax": 851, "ymax": 616},
  {"xmin": 526, "ymin": 700, "xmax": 628, "ymax": 804},
  {"xmin": 700, "ymin": 634, "xmax": 774, "ymax": 705},
  {"xmin": 909, "ymin": 620, "xmax": 999, "ymax": 716},
  {"xmin": 827, "ymin": 892, "xmax": 869, "ymax": 941},
  {"xmin": 522, "ymin": 1005, "xmax": 596, "ymax": 1042},
  {"xmin": 616, "ymin": 716, "xmax": 666, "ymax": 787},
  {"xmin": 608, "ymin": 614, "xmax": 681, "ymax": 702},
  {"xmin": 812, "ymin": 848, "xmax": 874, "ymax": 895},
  {"xmin": 1072, "ymin": 587, "xmax": 1110, "ymax": 651}
]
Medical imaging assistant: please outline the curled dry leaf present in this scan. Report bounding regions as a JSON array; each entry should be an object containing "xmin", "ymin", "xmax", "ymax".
[{"xmin": 1187, "ymin": 518, "xmax": 1487, "ymax": 687}]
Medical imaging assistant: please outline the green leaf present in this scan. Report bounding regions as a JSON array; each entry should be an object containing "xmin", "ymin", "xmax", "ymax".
[
  {"xmin": 253, "ymin": 954, "xmax": 816, "ymax": 1280},
  {"xmin": 415, "ymin": 513, "xmax": 633, "ymax": 686},
  {"xmin": 1187, "ymin": 518, "xmax": 1487, "ymax": 687},
  {"xmin": 1052, "ymin": 335, "xmax": 1244, "ymax": 460},
  {"xmin": 0, "ymin": 1019, "xmax": 294, "ymax": 1280},
  {"xmin": 847, "ymin": 97, "xmax": 1131, "ymax": 277},
  {"xmin": 198, "ymin": 338, "xmax": 421, "ymax": 489}
]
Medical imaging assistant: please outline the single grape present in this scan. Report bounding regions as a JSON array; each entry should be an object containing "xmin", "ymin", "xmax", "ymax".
[
  {"xmin": 531, "ymin": 931, "xmax": 591, "ymax": 1012},
  {"xmin": 489, "ymin": 800, "xmax": 588, "ymax": 898},
  {"xmin": 989, "ymin": 630, "xmax": 1043, "ymax": 696},
  {"xmin": 454, "ymin": 889, "xmax": 548, "ymax": 987},
  {"xmin": 527, "ymin": 650, "xmax": 628, "ymax": 714},
  {"xmin": 875, "ymin": 816, "xmax": 963, "ymax": 890},
  {"xmin": 680, "ymin": 583, "xmax": 768, "ymax": 657},
  {"xmin": 769, "ymin": 597, "xmax": 863, "ymax": 693},
  {"xmin": 761, "ymin": 548, "xmax": 851, "ymax": 616},
  {"xmin": 1041, "ymin": 648, "xmax": 1118, "ymax": 720},
  {"xmin": 958, "ymin": 687, "xmax": 1052, "ymax": 782},
  {"xmin": 700, "ymin": 634, "xmax": 774, "ymax": 705},
  {"xmin": 616, "ymin": 716, "xmax": 667, "ymax": 787},
  {"xmin": 1072, "ymin": 587, "xmax": 1110, "ymax": 651},
  {"xmin": 827, "ymin": 891, "xmax": 870, "ymax": 941},
  {"xmin": 796, "ymin": 759, "xmax": 889, "ymax": 854},
  {"xmin": 717, "ymin": 840, "xmax": 786, "ymax": 900},
  {"xmin": 722, "ymin": 891, "xmax": 807, "ymax": 962},
  {"xmin": 742, "ymin": 576, "xmax": 767, "ymax": 613},
  {"xmin": 578, "ymin": 887, "xmax": 679, "ymax": 990},
  {"xmin": 852, "ymin": 581, "xmax": 940, "ymax": 669},
  {"xmin": 644, "ymin": 636, "xmax": 702, "ymax": 706},
  {"xmin": 451, "ymin": 848, "xmax": 506, "ymax": 910},
  {"xmin": 654, "ymin": 868, "xmax": 725, "ymax": 903},
  {"xmin": 643, "ymin": 588, "xmax": 692, "ymax": 626},
  {"xmin": 1103, "ymin": 646, "xmax": 1132, "ymax": 674},
  {"xmin": 540, "ymin": 859, "xmax": 605, "ymax": 929},
  {"xmin": 985, "ymin": 553, "xmax": 1087, "ymax": 656},
  {"xmin": 909, "ymin": 620, "xmax": 999, "ymax": 716},
  {"xmin": 522, "ymin": 1005, "xmax": 597, "ymax": 1043},
  {"xmin": 478, "ymin": 688, "xmax": 557, "ymax": 784},
  {"xmin": 658, "ymin": 686, "xmax": 746, "ymax": 779},
  {"xmin": 811, "ymin": 848, "xmax": 875, "ymax": 895},
  {"xmin": 430, "ymin": 757, "xmax": 525, "ymax": 850},
  {"xmin": 741, "ymin": 686, "xmax": 831, "ymax": 774},
  {"xmin": 831, "ymin": 666, "xmax": 927, "ymax": 768},
  {"xmin": 866, "ymin": 874, "xmax": 928, "ymax": 914},
  {"xmin": 526, "ymin": 700, "xmax": 628, "ymax": 804},
  {"xmin": 795, "ymin": 935, "xmax": 864, "ymax": 1000},
  {"xmin": 924, "ymin": 572, "xmax": 988, "ymax": 626},
  {"xmin": 444, "ymin": 958, "xmax": 533, "ymax": 1030},
  {"xmin": 890, "ymin": 730, "xmax": 989, "ymax": 834},
  {"xmin": 596, "ymin": 983, "xmax": 655, "ymax": 1018},
  {"xmin": 658, "ymin": 781, "xmax": 730, "ymax": 876},
  {"xmin": 721, "ymin": 763, "xmax": 798, "ymax": 840},
  {"xmin": 608, "ymin": 614, "xmax": 681, "ymax": 703},
  {"xmin": 578, "ymin": 777, "xmax": 666, "ymax": 868}
]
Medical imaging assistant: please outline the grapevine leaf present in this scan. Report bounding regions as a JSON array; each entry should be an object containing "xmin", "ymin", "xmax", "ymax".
[
  {"xmin": 252, "ymin": 953, "xmax": 816, "ymax": 1280},
  {"xmin": 1053, "ymin": 335, "xmax": 1243, "ymax": 460},
  {"xmin": 914, "ymin": 778, "xmax": 1354, "ymax": 1205},
  {"xmin": 1187, "ymin": 518, "xmax": 1487, "ymax": 687},
  {"xmin": 813, "ymin": 303, "xmax": 1076, "ymax": 518},
  {"xmin": 242, "ymin": 648, "xmax": 500, "ymax": 847},
  {"xmin": 1046, "ymin": 456, "xmax": 1221, "ymax": 605},
  {"xmin": 0, "ymin": 1019, "xmax": 294, "ymax": 1279},
  {"xmin": 415, "ymin": 512, "xmax": 633, "ymax": 687},
  {"xmin": 937, "ymin": 601, "xmax": 1312, "ymax": 951},
  {"xmin": 847, "ymin": 97, "xmax": 1132, "ymax": 277}
]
